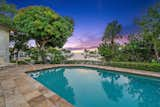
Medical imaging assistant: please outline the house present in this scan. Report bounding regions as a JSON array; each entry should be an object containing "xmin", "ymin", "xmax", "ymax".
[{"xmin": 0, "ymin": 25, "xmax": 9, "ymax": 64}]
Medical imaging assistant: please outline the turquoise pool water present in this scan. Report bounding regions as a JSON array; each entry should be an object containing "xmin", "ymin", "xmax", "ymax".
[{"xmin": 29, "ymin": 66, "xmax": 160, "ymax": 107}]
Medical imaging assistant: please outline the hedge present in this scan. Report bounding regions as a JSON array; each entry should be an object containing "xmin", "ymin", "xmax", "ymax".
[
  {"xmin": 105, "ymin": 62, "xmax": 160, "ymax": 72},
  {"xmin": 64, "ymin": 60, "xmax": 160, "ymax": 72}
]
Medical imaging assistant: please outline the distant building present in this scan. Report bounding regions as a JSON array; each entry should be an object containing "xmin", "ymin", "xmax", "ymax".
[
  {"xmin": 68, "ymin": 48, "xmax": 101, "ymax": 61},
  {"xmin": 0, "ymin": 25, "xmax": 9, "ymax": 64}
]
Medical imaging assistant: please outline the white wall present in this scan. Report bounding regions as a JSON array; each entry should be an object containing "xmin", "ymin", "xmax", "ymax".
[{"xmin": 0, "ymin": 27, "xmax": 9, "ymax": 64}]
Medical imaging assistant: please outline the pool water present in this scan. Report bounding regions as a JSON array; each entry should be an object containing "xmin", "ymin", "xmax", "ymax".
[{"xmin": 29, "ymin": 66, "xmax": 160, "ymax": 107}]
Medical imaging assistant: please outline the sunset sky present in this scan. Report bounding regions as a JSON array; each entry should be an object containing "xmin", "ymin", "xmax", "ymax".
[{"xmin": 7, "ymin": 0, "xmax": 158, "ymax": 49}]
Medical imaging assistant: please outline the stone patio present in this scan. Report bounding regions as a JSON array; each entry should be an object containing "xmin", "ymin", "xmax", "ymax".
[
  {"xmin": 0, "ymin": 64, "xmax": 160, "ymax": 107},
  {"xmin": 0, "ymin": 65, "xmax": 74, "ymax": 107}
]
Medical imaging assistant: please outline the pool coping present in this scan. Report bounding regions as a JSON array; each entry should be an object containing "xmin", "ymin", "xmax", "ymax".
[
  {"xmin": 0, "ymin": 64, "xmax": 160, "ymax": 107},
  {"xmin": 26, "ymin": 64, "xmax": 160, "ymax": 78}
]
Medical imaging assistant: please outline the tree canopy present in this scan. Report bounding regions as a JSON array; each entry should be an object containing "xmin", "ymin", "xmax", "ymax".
[
  {"xmin": 0, "ymin": 0, "xmax": 16, "ymax": 28},
  {"xmin": 138, "ymin": 3, "xmax": 160, "ymax": 60},
  {"xmin": 14, "ymin": 6, "xmax": 74, "ymax": 48},
  {"xmin": 98, "ymin": 3, "xmax": 160, "ymax": 63},
  {"xmin": 13, "ymin": 6, "xmax": 74, "ymax": 62},
  {"xmin": 103, "ymin": 20, "xmax": 122, "ymax": 45}
]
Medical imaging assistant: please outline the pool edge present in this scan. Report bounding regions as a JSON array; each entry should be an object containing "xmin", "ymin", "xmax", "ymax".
[
  {"xmin": 26, "ymin": 64, "xmax": 160, "ymax": 78},
  {"xmin": 1, "ymin": 64, "xmax": 160, "ymax": 107}
]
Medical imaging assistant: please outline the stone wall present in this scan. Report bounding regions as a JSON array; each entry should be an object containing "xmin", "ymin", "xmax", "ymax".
[{"xmin": 0, "ymin": 26, "xmax": 9, "ymax": 64}]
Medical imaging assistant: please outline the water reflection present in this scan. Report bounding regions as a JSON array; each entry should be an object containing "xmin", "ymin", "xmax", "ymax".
[
  {"xmin": 127, "ymin": 75, "xmax": 160, "ymax": 107},
  {"xmin": 33, "ymin": 68, "xmax": 75, "ymax": 104},
  {"xmin": 98, "ymin": 71, "xmax": 123, "ymax": 102},
  {"xmin": 30, "ymin": 67, "xmax": 160, "ymax": 107},
  {"xmin": 64, "ymin": 68, "xmax": 109, "ymax": 107},
  {"xmin": 98, "ymin": 69, "xmax": 160, "ymax": 107}
]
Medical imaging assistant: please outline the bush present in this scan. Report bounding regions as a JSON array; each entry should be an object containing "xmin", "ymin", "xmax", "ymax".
[
  {"xmin": 98, "ymin": 43, "xmax": 115, "ymax": 61},
  {"xmin": 47, "ymin": 47, "xmax": 65, "ymax": 64},
  {"xmin": 121, "ymin": 40, "xmax": 154, "ymax": 62},
  {"xmin": 64, "ymin": 60, "xmax": 160, "ymax": 72},
  {"xmin": 26, "ymin": 48, "xmax": 39, "ymax": 61},
  {"xmin": 105, "ymin": 62, "xmax": 160, "ymax": 72}
]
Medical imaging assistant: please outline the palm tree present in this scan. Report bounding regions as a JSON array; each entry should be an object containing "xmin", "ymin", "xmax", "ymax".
[{"xmin": 103, "ymin": 20, "xmax": 122, "ymax": 46}]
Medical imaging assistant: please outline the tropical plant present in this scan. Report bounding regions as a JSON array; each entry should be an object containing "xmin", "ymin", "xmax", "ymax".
[
  {"xmin": 98, "ymin": 20, "xmax": 122, "ymax": 61},
  {"xmin": 103, "ymin": 20, "xmax": 122, "ymax": 45}
]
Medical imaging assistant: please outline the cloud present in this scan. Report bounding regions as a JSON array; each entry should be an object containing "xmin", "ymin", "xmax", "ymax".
[{"xmin": 63, "ymin": 32, "xmax": 102, "ymax": 49}]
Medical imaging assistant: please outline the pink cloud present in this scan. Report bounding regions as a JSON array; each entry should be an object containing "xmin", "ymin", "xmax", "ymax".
[
  {"xmin": 63, "ymin": 32, "xmax": 102, "ymax": 49},
  {"xmin": 64, "ymin": 31, "xmax": 129, "ymax": 50}
]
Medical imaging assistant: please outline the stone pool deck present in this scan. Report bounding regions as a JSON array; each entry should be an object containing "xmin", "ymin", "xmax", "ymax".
[{"xmin": 0, "ymin": 64, "xmax": 160, "ymax": 107}]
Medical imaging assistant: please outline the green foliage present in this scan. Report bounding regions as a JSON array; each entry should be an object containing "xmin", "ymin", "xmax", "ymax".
[
  {"xmin": 98, "ymin": 43, "xmax": 115, "ymax": 61},
  {"xmin": 45, "ymin": 17, "xmax": 74, "ymax": 48},
  {"xmin": 47, "ymin": 47, "xmax": 65, "ymax": 64},
  {"xmin": 99, "ymin": 3, "xmax": 160, "ymax": 63},
  {"xmin": 137, "ymin": 3, "xmax": 160, "ymax": 60},
  {"xmin": 103, "ymin": 20, "xmax": 122, "ymax": 44},
  {"xmin": 10, "ymin": 33, "xmax": 28, "ymax": 51},
  {"xmin": 64, "ymin": 60, "xmax": 103, "ymax": 65},
  {"xmin": 64, "ymin": 60, "xmax": 160, "ymax": 72},
  {"xmin": 9, "ymin": 32, "xmax": 28, "ymax": 61},
  {"xmin": 106, "ymin": 62, "xmax": 160, "ymax": 72},
  {"xmin": 0, "ymin": 0, "xmax": 16, "ymax": 28},
  {"xmin": 99, "ymin": 34, "xmax": 156, "ymax": 62},
  {"xmin": 26, "ymin": 48, "xmax": 39, "ymax": 60},
  {"xmin": 14, "ymin": 6, "xmax": 74, "ymax": 63},
  {"xmin": 129, "ymin": 42, "xmax": 152, "ymax": 61},
  {"xmin": 25, "ymin": 47, "xmax": 65, "ymax": 64},
  {"xmin": 99, "ymin": 20, "xmax": 122, "ymax": 61},
  {"xmin": 120, "ymin": 35, "xmax": 154, "ymax": 62},
  {"xmin": 14, "ymin": 6, "xmax": 73, "ymax": 48}
]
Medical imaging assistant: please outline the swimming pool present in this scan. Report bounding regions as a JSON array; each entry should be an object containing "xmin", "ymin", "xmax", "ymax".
[{"xmin": 28, "ymin": 66, "xmax": 160, "ymax": 107}]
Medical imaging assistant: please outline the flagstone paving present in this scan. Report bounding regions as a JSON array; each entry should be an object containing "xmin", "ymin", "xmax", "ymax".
[
  {"xmin": 0, "ymin": 64, "xmax": 160, "ymax": 107},
  {"xmin": 0, "ymin": 65, "xmax": 73, "ymax": 107}
]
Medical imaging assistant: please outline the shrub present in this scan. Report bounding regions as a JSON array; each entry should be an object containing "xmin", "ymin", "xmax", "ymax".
[
  {"xmin": 47, "ymin": 47, "xmax": 65, "ymax": 64},
  {"xmin": 64, "ymin": 60, "xmax": 160, "ymax": 72},
  {"xmin": 98, "ymin": 43, "xmax": 115, "ymax": 61},
  {"xmin": 26, "ymin": 48, "xmax": 39, "ymax": 61},
  {"xmin": 105, "ymin": 62, "xmax": 160, "ymax": 72}
]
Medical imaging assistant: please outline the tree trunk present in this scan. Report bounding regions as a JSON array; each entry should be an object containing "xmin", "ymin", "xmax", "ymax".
[
  {"xmin": 111, "ymin": 39, "xmax": 114, "ymax": 45},
  {"xmin": 15, "ymin": 50, "xmax": 19, "ymax": 64},
  {"xmin": 154, "ymin": 44, "xmax": 159, "ymax": 61},
  {"xmin": 10, "ymin": 53, "xmax": 14, "ymax": 61},
  {"xmin": 111, "ymin": 38, "xmax": 114, "ymax": 49},
  {"xmin": 9, "ymin": 49, "xmax": 15, "ymax": 61},
  {"xmin": 39, "ymin": 41, "xmax": 47, "ymax": 64}
]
